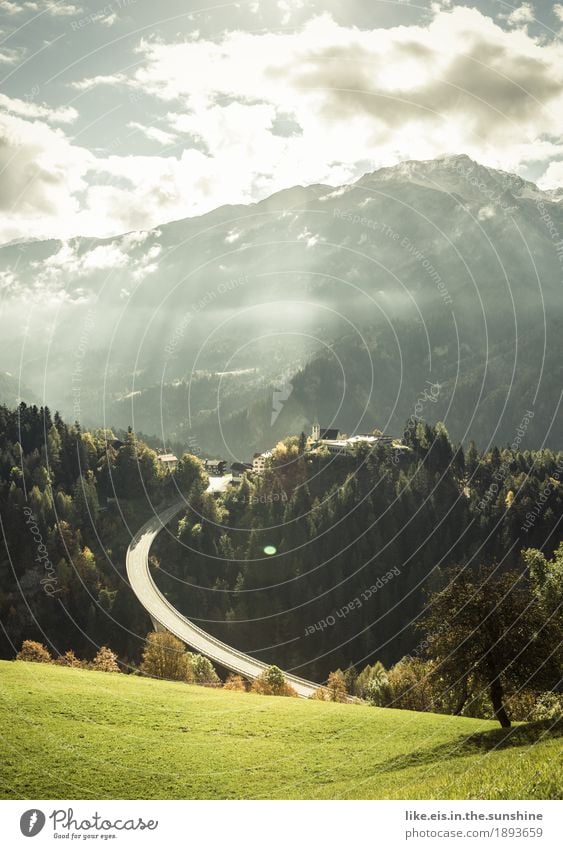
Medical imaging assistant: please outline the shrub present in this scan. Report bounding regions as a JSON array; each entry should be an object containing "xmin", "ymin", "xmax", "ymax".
[
  {"xmin": 16, "ymin": 640, "xmax": 52, "ymax": 664},
  {"xmin": 91, "ymin": 646, "xmax": 120, "ymax": 673},
  {"xmin": 188, "ymin": 654, "xmax": 220, "ymax": 686},
  {"xmin": 251, "ymin": 665, "xmax": 298, "ymax": 697},
  {"xmin": 309, "ymin": 687, "xmax": 328, "ymax": 700},
  {"xmin": 140, "ymin": 631, "xmax": 190, "ymax": 681},
  {"xmin": 531, "ymin": 693, "xmax": 563, "ymax": 721},
  {"xmin": 264, "ymin": 665, "xmax": 285, "ymax": 692},
  {"xmin": 55, "ymin": 650, "xmax": 83, "ymax": 668},
  {"xmin": 505, "ymin": 690, "xmax": 538, "ymax": 721},
  {"xmin": 223, "ymin": 674, "xmax": 247, "ymax": 692}
]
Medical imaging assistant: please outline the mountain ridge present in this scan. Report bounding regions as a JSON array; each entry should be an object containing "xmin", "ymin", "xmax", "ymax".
[
  {"xmin": 1, "ymin": 153, "xmax": 561, "ymax": 456},
  {"xmin": 1, "ymin": 154, "xmax": 560, "ymax": 253}
]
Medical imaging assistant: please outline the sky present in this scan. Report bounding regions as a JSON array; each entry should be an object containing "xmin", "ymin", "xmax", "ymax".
[{"xmin": 1, "ymin": 0, "xmax": 563, "ymax": 244}]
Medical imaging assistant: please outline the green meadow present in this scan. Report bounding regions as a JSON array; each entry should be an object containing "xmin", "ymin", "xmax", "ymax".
[{"xmin": 1, "ymin": 661, "xmax": 560, "ymax": 800}]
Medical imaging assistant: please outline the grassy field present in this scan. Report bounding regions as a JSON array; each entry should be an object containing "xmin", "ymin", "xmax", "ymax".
[{"xmin": 0, "ymin": 661, "xmax": 561, "ymax": 799}]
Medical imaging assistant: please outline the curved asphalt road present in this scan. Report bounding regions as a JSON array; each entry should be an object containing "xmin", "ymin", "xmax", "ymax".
[{"xmin": 126, "ymin": 476, "xmax": 320, "ymax": 698}]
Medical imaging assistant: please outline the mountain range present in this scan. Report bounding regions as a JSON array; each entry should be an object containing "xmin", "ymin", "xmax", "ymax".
[{"xmin": 1, "ymin": 154, "xmax": 561, "ymax": 458}]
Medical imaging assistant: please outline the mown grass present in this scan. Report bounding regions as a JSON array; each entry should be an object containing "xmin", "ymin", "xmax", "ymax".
[{"xmin": 0, "ymin": 661, "xmax": 560, "ymax": 799}]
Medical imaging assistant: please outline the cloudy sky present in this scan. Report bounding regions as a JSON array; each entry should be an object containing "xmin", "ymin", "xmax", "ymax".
[{"xmin": 1, "ymin": 0, "xmax": 562, "ymax": 244}]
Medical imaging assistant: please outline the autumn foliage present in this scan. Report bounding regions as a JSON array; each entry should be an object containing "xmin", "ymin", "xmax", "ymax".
[
  {"xmin": 251, "ymin": 665, "xmax": 298, "ymax": 697},
  {"xmin": 91, "ymin": 646, "xmax": 121, "ymax": 673},
  {"xmin": 140, "ymin": 631, "xmax": 190, "ymax": 681},
  {"xmin": 223, "ymin": 674, "xmax": 248, "ymax": 692},
  {"xmin": 16, "ymin": 640, "xmax": 52, "ymax": 664},
  {"xmin": 326, "ymin": 670, "xmax": 348, "ymax": 702},
  {"xmin": 55, "ymin": 650, "xmax": 84, "ymax": 668}
]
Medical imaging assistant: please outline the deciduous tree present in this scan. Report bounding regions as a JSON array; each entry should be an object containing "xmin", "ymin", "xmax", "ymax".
[
  {"xmin": 140, "ymin": 631, "xmax": 189, "ymax": 681},
  {"xmin": 421, "ymin": 567, "xmax": 561, "ymax": 727}
]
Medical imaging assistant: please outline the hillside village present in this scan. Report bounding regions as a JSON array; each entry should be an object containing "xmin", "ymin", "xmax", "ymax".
[{"xmin": 156, "ymin": 423, "xmax": 408, "ymax": 481}]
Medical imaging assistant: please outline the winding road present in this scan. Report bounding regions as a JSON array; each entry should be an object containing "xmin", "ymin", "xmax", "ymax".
[{"xmin": 126, "ymin": 476, "xmax": 320, "ymax": 698}]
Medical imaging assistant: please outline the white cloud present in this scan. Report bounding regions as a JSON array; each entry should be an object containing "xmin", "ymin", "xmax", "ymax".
[
  {"xmin": 0, "ymin": 1, "xmax": 24, "ymax": 12},
  {"xmin": 0, "ymin": 107, "xmax": 197, "ymax": 242},
  {"xmin": 0, "ymin": 0, "xmax": 82, "ymax": 15},
  {"xmin": 101, "ymin": 11, "xmax": 117, "ymax": 26},
  {"xmin": 504, "ymin": 3, "xmax": 535, "ymax": 26},
  {"xmin": 82, "ymin": 147, "xmax": 219, "ymax": 231},
  {"xmin": 0, "ymin": 111, "xmax": 92, "ymax": 243},
  {"xmin": 80, "ymin": 244, "xmax": 130, "ymax": 272},
  {"xmin": 127, "ymin": 121, "xmax": 177, "ymax": 146},
  {"xmin": 72, "ymin": 73, "xmax": 128, "ymax": 92},
  {"xmin": 0, "ymin": 269, "xmax": 18, "ymax": 293},
  {"xmin": 3, "ymin": 6, "xmax": 563, "ymax": 244},
  {"xmin": 43, "ymin": 2, "xmax": 82, "ymax": 14},
  {"xmin": 277, "ymin": 0, "xmax": 304, "ymax": 26},
  {"xmin": 0, "ymin": 47, "xmax": 20, "ymax": 64},
  {"xmin": 554, "ymin": 5, "xmax": 563, "ymax": 22},
  {"xmin": 28, "ymin": 234, "xmax": 162, "ymax": 298},
  {"xmin": 477, "ymin": 204, "xmax": 496, "ymax": 221},
  {"xmin": 537, "ymin": 160, "xmax": 563, "ymax": 189},
  {"xmin": 0, "ymin": 92, "xmax": 77, "ymax": 123},
  {"xmin": 91, "ymin": 9, "xmax": 563, "ymax": 174},
  {"xmin": 297, "ymin": 227, "xmax": 321, "ymax": 247},
  {"xmin": 33, "ymin": 242, "xmax": 127, "ymax": 282}
]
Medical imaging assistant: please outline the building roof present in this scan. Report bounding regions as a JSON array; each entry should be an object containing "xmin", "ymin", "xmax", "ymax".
[
  {"xmin": 319, "ymin": 435, "xmax": 396, "ymax": 450},
  {"xmin": 316, "ymin": 428, "xmax": 339, "ymax": 440},
  {"xmin": 157, "ymin": 453, "xmax": 178, "ymax": 462}
]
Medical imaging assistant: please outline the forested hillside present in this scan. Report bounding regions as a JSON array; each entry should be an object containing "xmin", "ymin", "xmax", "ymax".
[
  {"xmin": 0, "ymin": 402, "xmax": 194, "ymax": 662},
  {"xmin": 153, "ymin": 423, "xmax": 563, "ymax": 681},
  {"xmin": 2, "ymin": 401, "xmax": 561, "ymax": 702}
]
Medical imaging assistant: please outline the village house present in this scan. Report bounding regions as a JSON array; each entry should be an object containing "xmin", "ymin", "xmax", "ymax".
[
  {"xmin": 204, "ymin": 459, "xmax": 227, "ymax": 476},
  {"xmin": 156, "ymin": 453, "xmax": 178, "ymax": 472},
  {"xmin": 252, "ymin": 451, "xmax": 273, "ymax": 474}
]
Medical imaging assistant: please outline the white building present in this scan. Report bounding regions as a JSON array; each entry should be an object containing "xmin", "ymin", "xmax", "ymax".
[
  {"xmin": 252, "ymin": 451, "xmax": 273, "ymax": 474},
  {"xmin": 311, "ymin": 423, "xmax": 396, "ymax": 455},
  {"xmin": 319, "ymin": 435, "xmax": 383, "ymax": 454}
]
